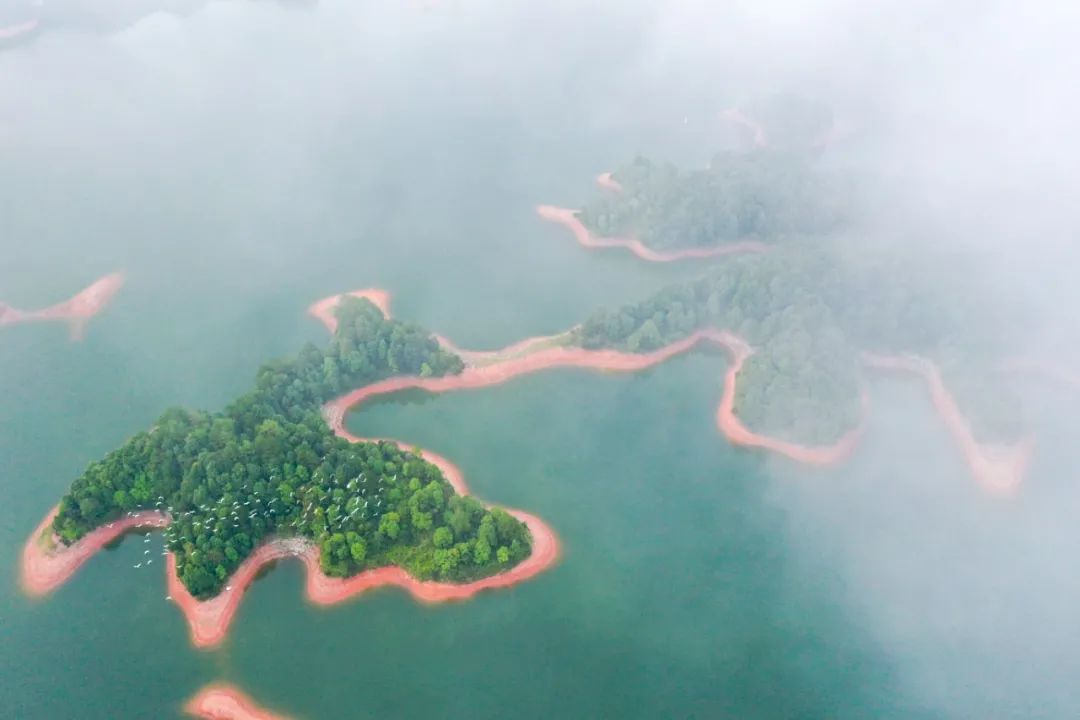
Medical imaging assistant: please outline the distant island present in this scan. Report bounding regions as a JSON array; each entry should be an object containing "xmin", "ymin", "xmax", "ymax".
[
  {"xmin": 33, "ymin": 297, "xmax": 534, "ymax": 601},
  {"xmin": 185, "ymin": 683, "xmax": 289, "ymax": 720},
  {"xmin": 0, "ymin": 272, "xmax": 125, "ymax": 341},
  {"xmin": 534, "ymin": 136, "xmax": 1037, "ymax": 492},
  {"xmin": 574, "ymin": 243, "xmax": 1027, "ymax": 440},
  {"xmin": 540, "ymin": 151, "xmax": 841, "ymax": 261}
]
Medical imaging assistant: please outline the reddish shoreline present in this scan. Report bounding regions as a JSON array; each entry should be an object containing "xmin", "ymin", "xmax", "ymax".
[
  {"xmin": 536, "ymin": 205, "xmax": 770, "ymax": 263},
  {"xmin": 185, "ymin": 684, "xmax": 290, "ymax": 720},
  {"xmin": 20, "ymin": 285, "xmax": 1030, "ymax": 649},
  {"xmin": 20, "ymin": 283, "xmax": 562, "ymax": 650},
  {"xmin": 315, "ymin": 287, "xmax": 1030, "ymax": 488},
  {"xmin": 322, "ymin": 319, "xmax": 857, "ymax": 467},
  {"xmin": 1, "ymin": 272, "xmax": 125, "ymax": 340},
  {"xmin": 20, "ymin": 508, "xmax": 170, "ymax": 597},
  {"xmin": 863, "ymin": 352, "xmax": 1033, "ymax": 494},
  {"xmin": 596, "ymin": 172, "xmax": 623, "ymax": 192},
  {"xmin": 306, "ymin": 288, "xmax": 391, "ymax": 335},
  {"xmin": 165, "ymin": 505, "xmax": 557, "ymax": 648}
]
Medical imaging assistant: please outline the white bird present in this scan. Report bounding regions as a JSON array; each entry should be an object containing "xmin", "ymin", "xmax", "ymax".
[
  {"xmin": 134, "ymin": 563, "xmax": 142, "ymax": 568},
  {"xmin": 147, "ymin": 559, "xmax": 153, "ymax": 564}
]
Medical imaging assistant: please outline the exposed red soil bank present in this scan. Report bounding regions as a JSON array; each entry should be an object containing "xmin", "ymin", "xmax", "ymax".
[
  {"xmin": 0, "ymin": 272, "xmax": 125, "ymax": 340},
  {"xmin": 536, "ymin": 205, "xmax": 769, "ymax": 263},
  {"xmin": 165, "ymin": 506, "xmax": 557, "ymax": 648},
  {"xmin": 20, "ymin": 508, "xmax": 170, "ymax": 597},
  {"xmin": 185, "ymin": 684, "xmax": 291, "ymax": 720},
  {"xmin": 145, "ymin": 291, "xmax": 563, "ymax": 649},
  {"xmin": 862, "ymin": 353, "xmax": 1033, "ymax": 495},
  {"xmin": 317, "ymin": 287, "xmax": 1032, "ymax": 490},
  {"xmin": 20, "ymin": 285, "xmax": 1027, "ymax": 650},
  {"xmin": 18, "ymin": 283, "xmax": 560, "ymax": 650},
  {"xmin": 322, "ymin": 317, "xmax": 858, "ymax": 468},
  {"xmin": 307, "ymin": 287, "xmax": 570, "ymax": 368},
  {"xmin": 596, "ymin": 172, "xmax": 623, "ymax": 192},
  {"xmin": 306, "ymin": 288, "xmax": 391, "ymax": 335}
]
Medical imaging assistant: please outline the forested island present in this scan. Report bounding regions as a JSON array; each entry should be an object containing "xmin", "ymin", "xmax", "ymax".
[
  {"xmin": 49, "ymin": 297, "xmax": 532, "ymax": 599},
  {"xmin": 572, "ymin": 242, "xmax": 1024, "ymax": 446},
  {"xmin": 576, "ymin": 152, "xmax": 842, "ymax": 254}
]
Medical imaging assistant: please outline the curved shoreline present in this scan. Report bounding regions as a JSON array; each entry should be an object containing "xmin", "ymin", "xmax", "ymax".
[
  {"xmin": 536, "ymin": 205, "xmax": 770, "ymax": 263},
  {"xmin": 20, "ymin": 284, "xmax": 562, "ymax": 650},
  {"xmin": 1, "ymin": 272, "xmax": 125, "ymax": 340},
  {"xmin": 165, "ymin": 507, "xmax": 557, "ymax": 649},
  {"xmin": 596, "ymin": 172, "xmax": 623, "ymax": 192},
  {"xmin": 20, "ymin": 285, "xmax": 1031, "ymax": 646},
  {"xmin": 862, "ymin": 352, "xmax": 1032, "ymax": 494},
  {"xmin": 184, "ymin": 684, "xmax": 290, "ymax": 720},
  {"xmin": 20, "ymin": 508, "xmax": 170, "ymax": 597},
  {"xmin": 322, "ymin": 318, "xmax": 858, "ymax": 467},
  {"xmin": 306, "ymin": 288, "xmax": 392, "ymax": 335},
  {"xmin": 315, "ymin": 287, "xmax": 1031, "ymax": 489}
]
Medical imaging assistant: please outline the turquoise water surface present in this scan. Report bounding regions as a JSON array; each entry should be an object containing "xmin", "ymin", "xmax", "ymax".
[{"xmin": 3, "ymin": 3, "xmax": 1077, "ymax": 718}]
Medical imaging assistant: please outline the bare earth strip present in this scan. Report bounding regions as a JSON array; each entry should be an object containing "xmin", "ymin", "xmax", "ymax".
[
  {"xmin": 535, "ymin": 205, "xmax": 770, "ymax": 263},
  {"xmin": 21, "ymin": 509, "xmax": 170, "ymax": 597},
  {"xmin": 185, "ymin": 684, "xmax": 291, "ymax": 720},
  {"xmin": 20, "ymin": 284, "xmax": 1035, "ymax": 653},
  {"xmin": 1, "ymin": 272, "xmax": 125, "ymax": 340}
]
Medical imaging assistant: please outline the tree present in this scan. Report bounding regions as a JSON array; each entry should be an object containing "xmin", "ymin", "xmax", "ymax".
[
  {"xmin": 349, "ymin": 538, "xmax": 367, "ymax": 565},
  {"xmin": 433, "ymin": 526, "xmax": 453, "ymax": 548},
  {"xmin": 474, "ymin": 538, "xmax": 491, "ymax": 566},
  {"xmin": 46, "ymin": 292, "xmax": 535, "ymax": 600},
  {"xmin": 379, "ymin": 512, "xmax": 401, "ymax": 540}
]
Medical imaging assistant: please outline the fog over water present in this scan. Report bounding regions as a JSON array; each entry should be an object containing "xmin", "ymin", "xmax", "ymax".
[{"xmin": 3, "ymin": 1, "xmax": 1080, "ymax": 718}]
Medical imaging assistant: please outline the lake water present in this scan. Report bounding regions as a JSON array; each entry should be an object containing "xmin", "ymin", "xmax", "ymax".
[{"xmin": 3, "ymin": 3, "xmax": 1079, "ymax": 718}]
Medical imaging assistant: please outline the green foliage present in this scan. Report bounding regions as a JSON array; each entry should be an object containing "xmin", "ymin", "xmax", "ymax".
[
  {"xmin": 51, "ymin": 297, "xmax": 529, "ymax": 599},
  {"xmin": 573, "ymin": 242, "xmax": 1021, "ymax": 445},
  {"xmin": 577, "ymin": 152, "xmax": 841, "ymax": 251}
]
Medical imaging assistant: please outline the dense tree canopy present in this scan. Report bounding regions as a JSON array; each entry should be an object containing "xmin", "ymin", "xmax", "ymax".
[
  {"xmin": 577, "ymin": 152, "xmax": 841, "ymax": 252},
  {"xmin": 574, "ymin": 243, "xmax": 1024, "ymax": 444},
  {"xmin": 52, "ymin": 297, "xmax": 530, "ymax": 599}
]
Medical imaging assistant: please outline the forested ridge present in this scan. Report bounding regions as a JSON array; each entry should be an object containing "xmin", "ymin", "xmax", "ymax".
[
  {"xmin": 51, "ymin": 297, "xmax": 531, "ymax": 599},
  {"xmin": 574, "ymin": 243, "xmax": 1024, "ymax": 445},
  {"xmin": 577, "ymin": 152, "xmax": 841, "ymax": 252}
]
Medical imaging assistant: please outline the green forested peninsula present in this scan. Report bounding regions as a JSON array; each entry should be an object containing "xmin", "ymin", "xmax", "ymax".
[
  {"xmin": 51, "ymin": 298, "xmax": 531, "ymax": 599},
  {"xmin": 577, "ymin": 152, "xmax": 841, "ymax": 252},
  {"xmin": 573, "ymin": 244, "xmax": 1024, "ymax": 445}
]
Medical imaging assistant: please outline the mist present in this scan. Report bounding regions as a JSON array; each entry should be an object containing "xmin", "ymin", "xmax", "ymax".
[{"xmin": 4, "ymin": 1, "xmax": 1080, "ymax": 718}]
